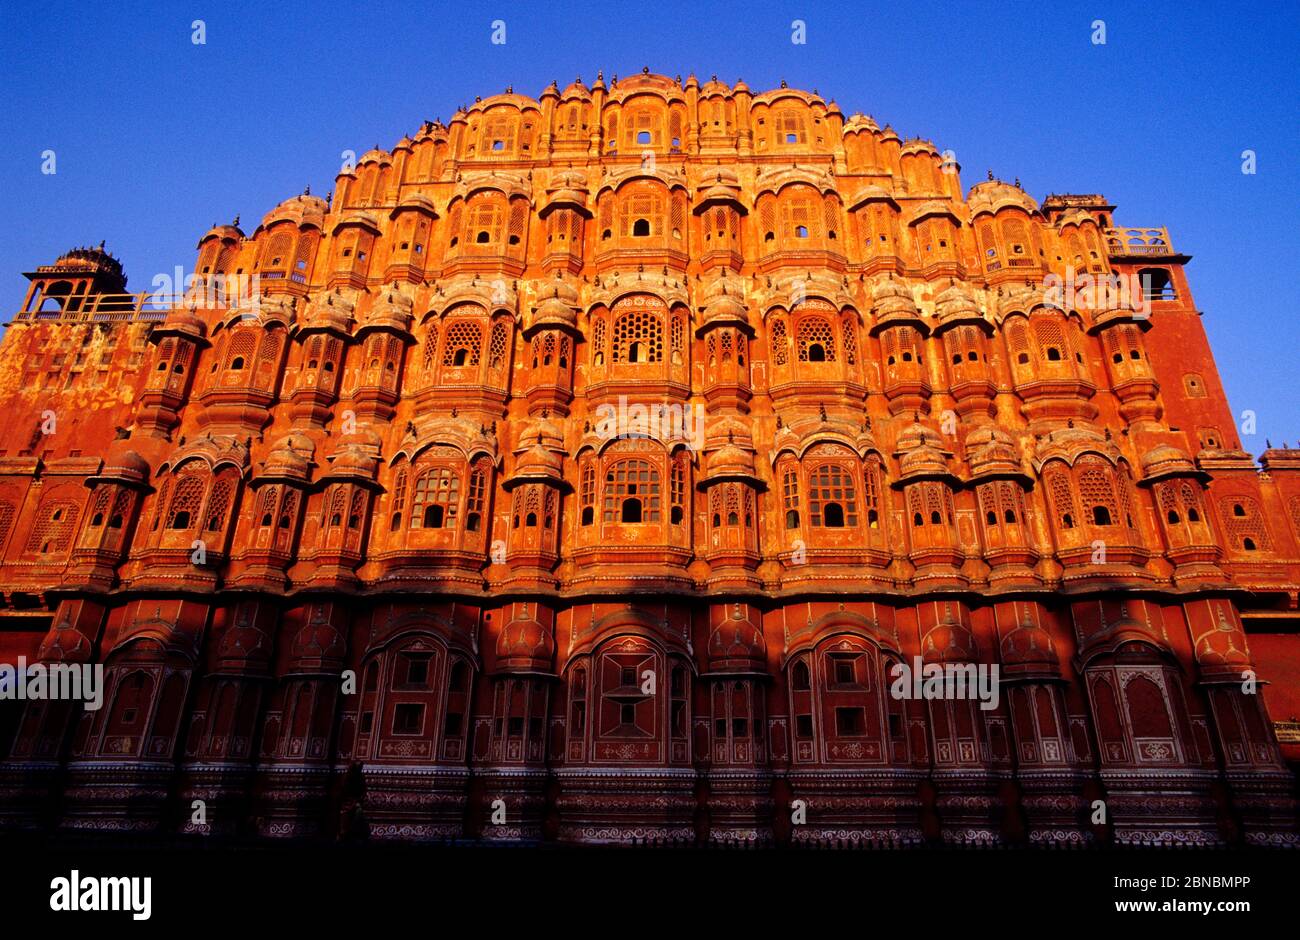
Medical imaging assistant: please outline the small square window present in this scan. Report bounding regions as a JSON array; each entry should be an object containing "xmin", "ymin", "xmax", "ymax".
[
  {"xmin": 835, "ymin": 706, "xmax": 866, "ymax": 736},
  {"xmin": 392, "ymin": 703, "xmax": 424, "ymax": 735},
  {"xmin": 402, "ymin": 653, "xmax": 431, "ymax": 687}
]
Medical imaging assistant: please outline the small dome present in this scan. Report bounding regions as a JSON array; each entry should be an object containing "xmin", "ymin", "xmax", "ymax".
[
  {"xmin": 360, "ymin": 287, "xmax": 414, "ymax": 334},
  {"xmin": 1140, "ymin": 443, "xmax": 1198, "ymax": 481},
  {"xmin": 921, "ymin": 613, "xmax": 976, "ymax": 664},
  {"xmin": 700, "ymin": 75, "xmax": 729, "ymax": 97},
  {"xmin": 262, "ymin": 432, "xmax": 315, "ymax": 483},
  {"xmin": 934, "ymin": 281, "xmax": 982, "ymax": 324},
  {"xmin": 707, "ymin": 606, "xmax": 765, "ymax": 671},
  {"xmin": 1195, "ymin": 607, "xmax": 1250, "ymax": 673},
  {"xmin": 895, "ymin": 422, "xmax": 950, "ymax": 478},
  {"xmin": 870, "ymin": 275, "xmax": 923, "ymax": 328},
  {"xmin": 702, "ymin": 292, "xmax": 748, "ymax": 327},
  {"xmin": 290, "ymin": 615, "xmax": 346, "ymax": 668},
  {"xmin": 695, "ymin": 167, "xmax": 745, "ymax": 207},
  {"xmin": 216, "ymin": 616, "xmax": 271, "ymax": 668},
  {"xmin": 842, "ymin": 113, "xmax": 880, "ymax": 135},
  {"xmin": 560, "ymin": 77, "xmax": 591, "ymax": 100},
  {"xmin": 302, "ymin": 290, "xmax": 356, "ymax": 334},
  {"xmin": 37, "ymin": 616, "xmax": 93, "ymax": 663},
  {"xmin": 533, "ymin": 296, "xmax": 577, "ymax": 330},
  {"xmin": 705, "ymin": 442, "xmax": 757, "ymax": 481},
  {"xmin": 1000, "ymin": 611, "xmax": 1059, "ymax": 672},
  {"xmin": 510, "ymin": 418, "xmax": 564, "ymax": 484},
  {"xmin": 329, "ymin": 445, "xmax": 378, "ymax": 480},
  {"xmin": 497, "ymin": 604, "xmax": 555, "ymax": 672},
  {"xmin": 543, "ymin": 170, "xmax": 590, "ymax": 215},
  {"xmin": 699, "ymin": 271, "xmax": 750, "ymax": 329},
  {"xmin": 156, "ymin": 304, "xmax": 207, "ymax": 341},
  {"xmin": 199, "ymin": 222, "xmax": 244, "ymax": 245},
  {"xmin": 531, "ymin": 274, "xmax": 580, "ymax": 331},
  {"xmin": 896, "ymin": 420, "xmax": 943, "ymax": 453},
  {"xmin": 966, "ymin": 425, "xmax": 1024, "ymax": 478},
  {"xmin": 996, "ymin": 282, "xmax": 1053, "ymax": 318},
  {"xmin": 968, "ymin": 179, "xmax": 1040, "ymax": 217},
  {"xmin": 513, "ymin": 442, "xmax": 563, "ymax": 481},
  {"xmin": 900, "ymin": 138, "xmax": 939, "ymax": 157},
  {"xmin": 89, "ymin": 444, "xmax": 151, "ymax": 488},
  {"xmin": 324, "ymin": 427, "xmax": 382, "ymax": 481},
  {"xmin": 53, "ymin": 243, "xmax": 124, "ymax": 279},
  {"xmin": 263, "ymin": 193, "xmax": 328, "ymax": 230}
]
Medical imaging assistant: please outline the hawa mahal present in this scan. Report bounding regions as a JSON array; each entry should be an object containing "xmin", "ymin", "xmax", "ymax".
[{"xmin": 0, "ymin": 71, "xmax": 1297, "ymax": 847}]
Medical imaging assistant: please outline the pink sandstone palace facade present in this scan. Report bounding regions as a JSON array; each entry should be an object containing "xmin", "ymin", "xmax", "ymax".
[{"xmin": 0, "ymin": 70, "xmax": 1297, "ymax": 847}]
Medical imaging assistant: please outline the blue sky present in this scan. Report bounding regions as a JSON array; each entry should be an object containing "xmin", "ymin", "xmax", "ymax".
[{"xmin": 1, "ymin": 0, "xmax": 1296, "ymax": 446}]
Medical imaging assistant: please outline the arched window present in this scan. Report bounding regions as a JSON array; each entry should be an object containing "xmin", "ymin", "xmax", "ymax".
[
  {"xmin": 618, "ymin": 183, "xmax": 665, "ymax": 242},
  {"xmin": 808, "ymin": 464, "xmax": 858, "ymax": 528},
  {"xmin": 1044, "ymin": 464, "xmax": 1077, "ymax": 532},
  {"xmin": 761, "ymin": 319, "xmax": 785, "ymax": 372},
  {"xmin": 467, "ymin": 200, "xmax": 503, "ymax": 246},
  {"xmin": 389, "ymin": 469, "xmax": 407, "ymax": 531},
  {"xmin": 1078, "ymin": 458, "xmax": 1120, "ymax": 530},
  {"xmin": 441, "ymin": 320, "xmax": 482, "ymax": 367},
  {"xmin": 167, "ymin": 476, "xmax": 204, "ymax": 530},
  {"xmin": 1034, "ymin": 317, "xmax": 1068, "ymax": 365},
  {"xmin": 782, "ymin": 464, "xmax": 800, "ymax": 529},
  {"xmin": 603, "ymin": 459, "xmax": 660, "ymax": 524},
  {"xmin": 796, "ymin": 317, "xmax": 836, "ymax": 363},
  {"xmin": 204, "ymin": 476, "xmax": 234, "ymax": 532},
  {"xmin": 1139, "ymin": 268, "xmax": 1175, "ymax": 301},
  {"xmin": 580, "ymin": 462, "xmax": 596, "ymax": 526},
  {"xmin": 612, "ymin": 306, "xmax": 663, "ymax": 363},
  {"xmin": 412, "ymin": 466, "xmax": 460, "ymax": 529},
  {"xmin": 27, "ymin": 496, "xmax": 80, "ymax": 556},
  {"xmin": 464, "ymin": 459, "xmax": 489, "ymax": 533},
  {"xmin": 669, "ymin": 455, "xmax": 687, "ymax": 525},
  {"xmin": 1220, "ymin": 495, "xmax": 1270, "ymax": 552},
  {"xmin": 776, "ymin": 108, "xmax": 806, "ymax": 145}
]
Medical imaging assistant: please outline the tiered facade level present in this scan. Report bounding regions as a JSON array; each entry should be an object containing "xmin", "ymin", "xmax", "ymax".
[{"xmin": 0, "ymin": 71, "xmax": 1297, "ymax": 846}]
